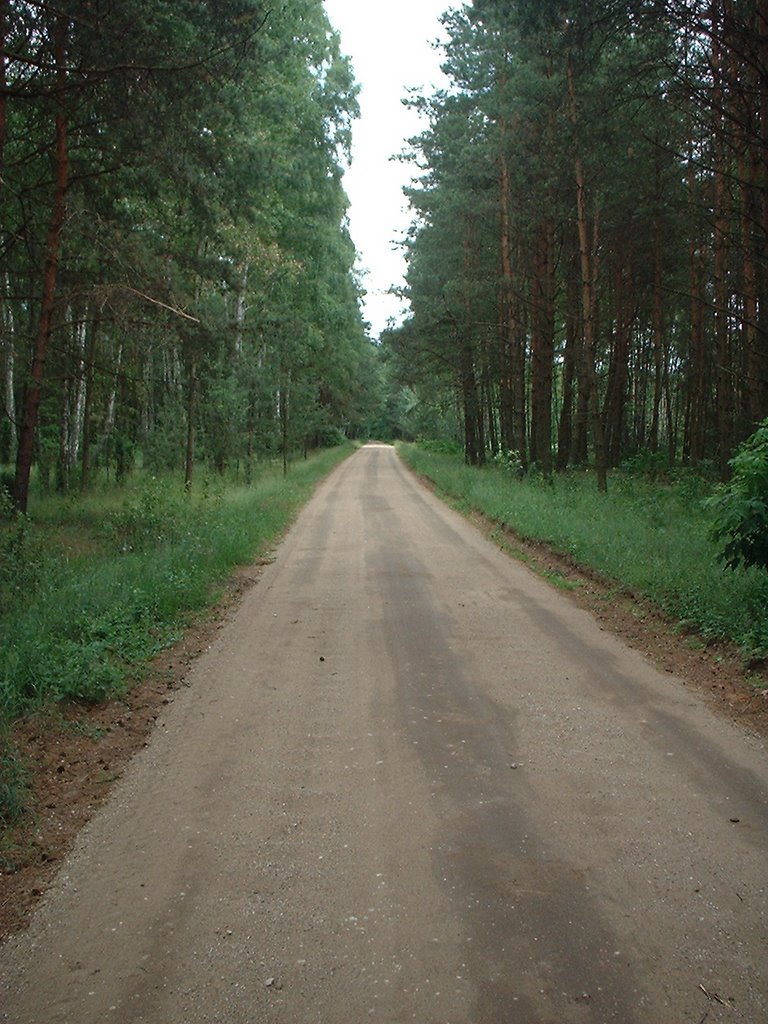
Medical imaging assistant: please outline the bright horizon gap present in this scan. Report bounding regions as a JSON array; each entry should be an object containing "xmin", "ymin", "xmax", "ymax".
[{"xmin": 323, "ymin": 0, "xmax": 450, "ymax": 339}]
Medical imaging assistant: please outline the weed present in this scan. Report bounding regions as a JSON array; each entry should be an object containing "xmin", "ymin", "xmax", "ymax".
[
  {"xmin": 541, "ymin": 570, "xmax": 582, "ymax": 591},
  {"xmin": 0, "ymin": 492, "xmax": 50, "ymax": 616},
  {"xmin": 63, "ymin": 718, "xmax": 107, "ymax": 741},
  {"xmin": 0, "ymin": 741, "xmax": 28, "ymax": 827}
]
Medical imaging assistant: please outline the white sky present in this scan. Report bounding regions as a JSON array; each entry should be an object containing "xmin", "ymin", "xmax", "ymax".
[{"xmin": 322, "ymin": 0, "xmax": 450, "ymax": 338}]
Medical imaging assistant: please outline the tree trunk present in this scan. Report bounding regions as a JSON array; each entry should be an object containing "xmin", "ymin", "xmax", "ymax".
[
  {"xmin": 650, "ymin": 164, "xmax": 665, "ymax": 453},
  {"xmin": 280, "ymin": 377, "xmax": 289, "ymax": 477},
  {"xmin": 184, "ymin": 353, "xmax": 197, "ymax": 491},
  {"xmin": 235, "ymin": 265, "xmax": 248, "ymax": 356},
  {"xmin": 758, "ymin": 0, "xmax": 768, "ymax": 425},
  {"xmin": 530, "ymin": 218, "xmax": 555, "ymax": 476},
  {"xmin": 711, "ymin": 0, "xmax": 734, "ymax": 478},
  {"xmin": 0, "ymin": 0, "xmax": 7, "ymax": 186},
  {"xmin": 460, "ymin": 227, "xmax": 485, "ymax": 466},
  {"xmin": 79, "ymin": 317, "xmax": 99, "ymax": 493},
  {"xmin": 557, "ymin": 261, "xmax": 579, "ymax": 470},
  {"xmin": 684, "ymin": 132, "xmax": 709, "ymax": 462},
  {"xmin": 568, "ymin": 59, "xmax": 607, "ymax": 492},
  {"xmin": 69, "ymin": 316, "xmax": 87, "ymax": 469},
  {"xmin": 459, "ymin": 336, "xmax": 484, "ymax": 466},
  {"xmin": 1, "ymin": 272, "xmax": 16, "ymax": 462},
  {"xmin": 13, "ymin": 14, "xmax": 69, "ymax": 513},
  {"xmin": 57, "ymin": 355, "xmax": 71, "ymax": 493},
  {"xmin": 603, "ymin": 262, "xmax": 633, "ymax": 467},
  {"xmin": 739, "ymin": 5, "xmax": 766, "ymax": 432},
  {"xmin": 498, "ymin": 152, "xmax": 525, "ymax": 458}
]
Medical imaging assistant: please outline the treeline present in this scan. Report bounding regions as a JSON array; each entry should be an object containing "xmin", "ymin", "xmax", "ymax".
[
  {"xmin": 387, "ymin": 0, "xmax": 768, "ymax": 484},
  {"xmin": 1, "ymin": 0, "xmax": 375, "ymax": 513}
]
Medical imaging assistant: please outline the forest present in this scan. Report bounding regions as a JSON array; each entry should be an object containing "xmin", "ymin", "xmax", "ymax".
[
  {"xmin": 2, "ymin": 0, "xmax": 768, "ymax": 839},
  {"xmin": 3, "ymin": 0, "xmax": 767, "ymax": 506},
  {"xmin": 0, "ymin": 0, "xmax": 376, "ymax": 514},
  {"xmin": 385, "ymin": 0, "xmax": 768, "ymax": 485}
]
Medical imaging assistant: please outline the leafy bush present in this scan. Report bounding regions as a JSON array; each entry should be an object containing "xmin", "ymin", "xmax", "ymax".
[
  {"xmin": 0, "ymin": 470, "xmax": 14, "ymax": 504},
  {"xmin": 417, "ymin": 438, "xmax": 463, "ymax": 456},
  {"xmin": 620, "ymin": 448, "xmax": 672, "ymax": 480},
  {"xmin": 709, "ymin": 420, "xmax": 768, "ymax": 571},
  {"xmin": 492, "ymin": 448, "xmax": 524, "ymax": 477},
  {"xmin": 0, "ymin": 492, "xmax": 49, "ymax": 615},
  {"xmin": 312, "ymin": 425, "xmax": 347, "ymax": 448},
  {"xmin": 105, "ymin": 478, "xmax": 187, "ymax": 553}
]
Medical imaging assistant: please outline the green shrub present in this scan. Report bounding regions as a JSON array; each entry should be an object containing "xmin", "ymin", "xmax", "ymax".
[
  {"xmin": 417, "ymin": 438, "xmax": 463, "ymax": 456},
  {"xmin": 709, "ymin": 420, "xmax": 768, "ymax": 571},
  {"xmin": 105, "ymin": 478, "xmax": 187, "ymax": 553},
  {"xmin": 491, "ymin": 448, "xmax": 524, "ymax": 477},
  {"xmin": 620, "ymin": 447, "xmax": 672, "ymax": 480},
  {"xmin": 0, "ymin": 492, "xmax": 49, "ymax": 616}
]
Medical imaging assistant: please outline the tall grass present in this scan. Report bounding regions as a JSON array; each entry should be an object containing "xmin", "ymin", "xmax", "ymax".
[
  {"xmin": 0, "ymin": 447, "xmax": 353, "ymax": 725},
  {"xmin": 400, "ymin": 444, "xmax": 768, "ymax": 658}
]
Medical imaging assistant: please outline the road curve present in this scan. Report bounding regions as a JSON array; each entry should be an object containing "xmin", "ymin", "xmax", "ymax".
[{"xmin": 1, "ymin": 444, "xmax": 766, "ymax": 1024}]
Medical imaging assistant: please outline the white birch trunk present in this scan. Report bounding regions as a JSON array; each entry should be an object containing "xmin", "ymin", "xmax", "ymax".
[
  {"xmin": 68, "ymin": 316, "xmax": 87, "ymax": 466},
  {"xmin": 2, "ymin": 272, "xmax": 16, "ymax": 454}
]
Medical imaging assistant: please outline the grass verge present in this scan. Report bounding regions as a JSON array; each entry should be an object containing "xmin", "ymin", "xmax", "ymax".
[
  {"xmin": 0, "ymin": 447, "xmax": 352, "ymax": 823},
  {"xmin": 398, "ymin": 444, "xmax": 768, "ymax": 660}
]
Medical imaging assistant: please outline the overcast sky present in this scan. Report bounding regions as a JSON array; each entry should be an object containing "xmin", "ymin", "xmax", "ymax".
[{"xmin": 322, "ymin": 0, "xmax": 450, "ymax": 338}]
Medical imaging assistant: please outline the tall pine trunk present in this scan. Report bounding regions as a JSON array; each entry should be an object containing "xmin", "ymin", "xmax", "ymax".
[
  {"xmin": 530, "ymin": 218, "xmax": 555, "ymax": 476},
  {"xmin": 184, "ymin": 353, "xmax": 197, "ymax": 491},
  {"xmin": 568, "ymin": 59, "xmax": 607, "ymax": 492},
  {"xmin": 13, "ymin": 14, "xmax": 69, "ymax": 513},
  {"xmin": 0, "ymin": 0, "xmax": 6, "ymax": 185},
  {"xmin": 685, "ymin": 147, "xmax": 709, "ymax": 462},
  {"xmin": 760, "ymin": 0, "xmax": 768, "ymax": 424},
  {"xmin": 650, "ymin": 150, "xmax": 666, "ymax": 454},
  {"xmin": 603, "ymin": 262, "xmax": 633, "ymax": 467},
  {"xmin": 498, "ymin": 151, "xmax": 525, "ymax": 458},
  {"xmin": 742, "ymin": 0, "xmax": 768, "ymax": 430},
  {"xmin": 711, "ymin": 0, "xmax": 734, "ymax": 478},
  {"xmin": 557, "ymin": 262, "xmax": 579, "ymax": 470},
  {"xmin": 461, "ymin": 230, "xmax": 485, "ymax": 466}
]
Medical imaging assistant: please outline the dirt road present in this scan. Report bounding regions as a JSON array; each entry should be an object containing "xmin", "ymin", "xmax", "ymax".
[{"xmin": 2, "ymin": 444, "xmax": 766, "ymax": 1024}]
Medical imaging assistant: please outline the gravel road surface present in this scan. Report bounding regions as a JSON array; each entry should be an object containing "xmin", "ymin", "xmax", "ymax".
[{"xmin": 1, "ymin": 443, "xmax": 766, "ymax": 1024}]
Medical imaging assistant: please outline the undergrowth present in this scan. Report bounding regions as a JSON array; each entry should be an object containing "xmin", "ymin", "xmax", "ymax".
[
  {"xmin": 0, "ymin": 742, "xmax": 27, "ymax": 828},
  {"xmin": 399, "ymin": 444, "xmax": 768, "ymax": 660}
]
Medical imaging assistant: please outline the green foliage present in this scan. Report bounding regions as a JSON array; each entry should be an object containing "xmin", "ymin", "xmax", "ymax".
[
  {"xmin": 400, "ymin": 444, "xmax": 768, "ymax": 659},
  {"xmin": 709, "ymin": 420, "xmax": 768, "ymax": 572},
  {"xmin": 0, "ymin": 493, "xmax": 49, "ymax": 617},
  {"xmin": 491, "ymin": 448, "xmax": 525, "ymax": 477},
  {"xmin": 105, "ymin": 479, "xmax": 188, "ymax": 553},
  {"xmin": 620, "ymin": 448, "xmax": 672, "ymax": 481},
  {"xmin": 3, "ymin": 0, "xmax": 367, "ymax": 512},
  {"xmin": 392, "ymin": 0, "xmax": 755, "ymax": 479},
  {"xmin": 418, "ymin": 439, "xmax": 464, "ymax": 456},
  {"xmin": 142, "ymin": 393, "xmax": 187, "ymax": 474}
]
